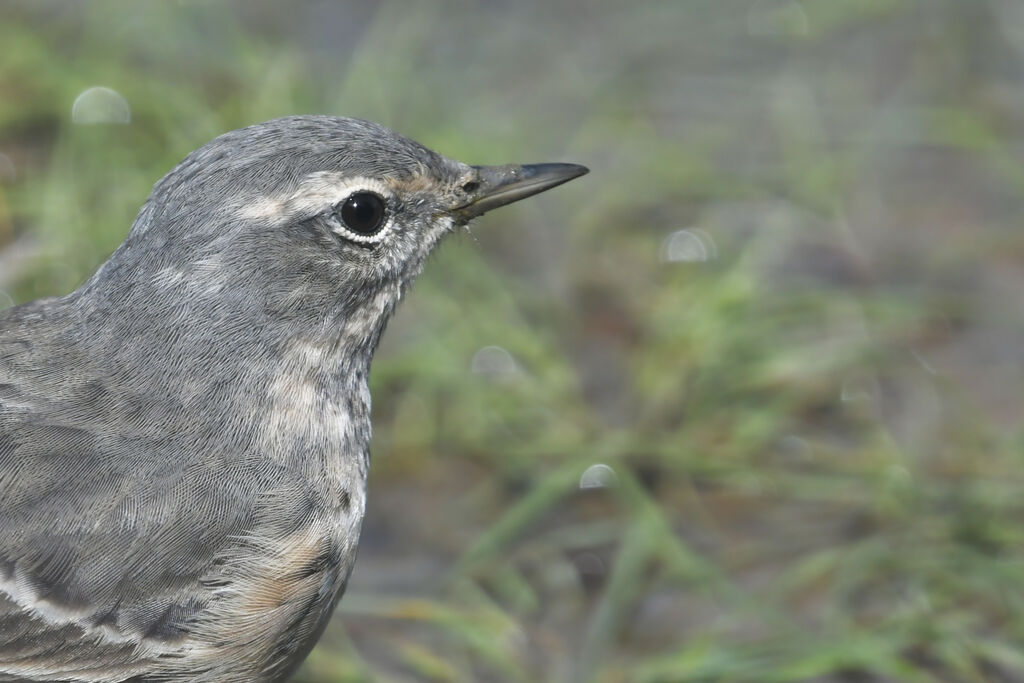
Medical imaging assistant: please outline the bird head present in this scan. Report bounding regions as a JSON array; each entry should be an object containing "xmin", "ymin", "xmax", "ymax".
[{"xmin": 95, "ymin": 116, "xmax": 586, "ymax": 354}]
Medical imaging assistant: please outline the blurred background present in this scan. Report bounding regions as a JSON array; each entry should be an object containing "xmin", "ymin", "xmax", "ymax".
[{"xmin": 2, "ymin": 0, "xmax": 1024, "ymax": 680}]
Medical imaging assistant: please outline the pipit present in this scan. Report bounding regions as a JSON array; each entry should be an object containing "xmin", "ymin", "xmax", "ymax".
[{"xmin": 0, "ymin": 116, "xmax": 587, "ymax": 682}]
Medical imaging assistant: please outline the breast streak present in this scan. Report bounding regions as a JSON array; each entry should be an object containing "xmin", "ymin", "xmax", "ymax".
[
  {"xmin": 172, "ymin": 511, "xmax": 355, "ymax": 682},
  {"xmin": 184, "ymin": 349, "xmax": 368, "ymax": 681}
]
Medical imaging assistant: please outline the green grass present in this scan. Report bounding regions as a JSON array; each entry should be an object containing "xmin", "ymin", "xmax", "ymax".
[{"xmin": 2, "ymin": 1, "xmax": 1024, "ymax": 680}]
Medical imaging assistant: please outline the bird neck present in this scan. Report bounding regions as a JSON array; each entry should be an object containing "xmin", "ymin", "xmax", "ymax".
[{"xmin": 71, "ymin": 267, "xmax": 400, "ymax": 416}]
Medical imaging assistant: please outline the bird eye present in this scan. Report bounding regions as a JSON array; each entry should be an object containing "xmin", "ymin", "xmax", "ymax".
[{"xmin": 337, "ymin": 192, "xmax": 386, "ymax": 236}]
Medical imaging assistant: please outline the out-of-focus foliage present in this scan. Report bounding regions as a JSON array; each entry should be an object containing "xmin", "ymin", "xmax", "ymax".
[{"xmin": 2, "ymin": 1, "xmax": 1024, "ymax": 681}]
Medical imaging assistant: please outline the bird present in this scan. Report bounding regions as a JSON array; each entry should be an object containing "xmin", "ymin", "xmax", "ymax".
[{"xmin": 0, "ymin": 115, "xmax": 587, "ymax": 682}]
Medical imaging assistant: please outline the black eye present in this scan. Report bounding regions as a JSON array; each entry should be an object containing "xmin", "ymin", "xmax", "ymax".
[{"xmin": 338, "ymin": 192, "xmax": 386, "ymax": 236}]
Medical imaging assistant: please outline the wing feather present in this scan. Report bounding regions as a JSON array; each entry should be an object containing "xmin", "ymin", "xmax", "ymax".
[{"xmin": 0, "ymin": 301, "xmax": 258, "ymax": 680}]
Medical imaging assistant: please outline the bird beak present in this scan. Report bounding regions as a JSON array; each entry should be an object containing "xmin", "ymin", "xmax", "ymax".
[{"xmin": 453, "ymin": 162, "xmax": 589, "ymax": 221}]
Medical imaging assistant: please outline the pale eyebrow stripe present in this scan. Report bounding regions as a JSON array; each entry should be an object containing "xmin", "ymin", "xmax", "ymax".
[{"xmin": 233, "ymin": 173, "xmax": 394, "ymax": 223}]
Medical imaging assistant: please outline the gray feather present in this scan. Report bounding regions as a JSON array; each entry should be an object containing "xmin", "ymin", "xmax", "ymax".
[
  {"xmin": 0, "ymin": 116, "xmax": 469, "ymax": 682},
  {"xmin": 0, "ymin": 115, "xmax": 586, "ymax": 682}
]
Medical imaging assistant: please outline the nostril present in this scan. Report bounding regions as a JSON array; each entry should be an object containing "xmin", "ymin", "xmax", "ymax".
[{"xmin": 461, "ymin": 181, "xmax": 480, "ymax": 193}]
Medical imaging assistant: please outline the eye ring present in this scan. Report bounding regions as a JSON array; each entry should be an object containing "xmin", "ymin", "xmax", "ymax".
[{"xmin": 334, "ymin": 191, "xmax": 388, "ymax": 240}]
